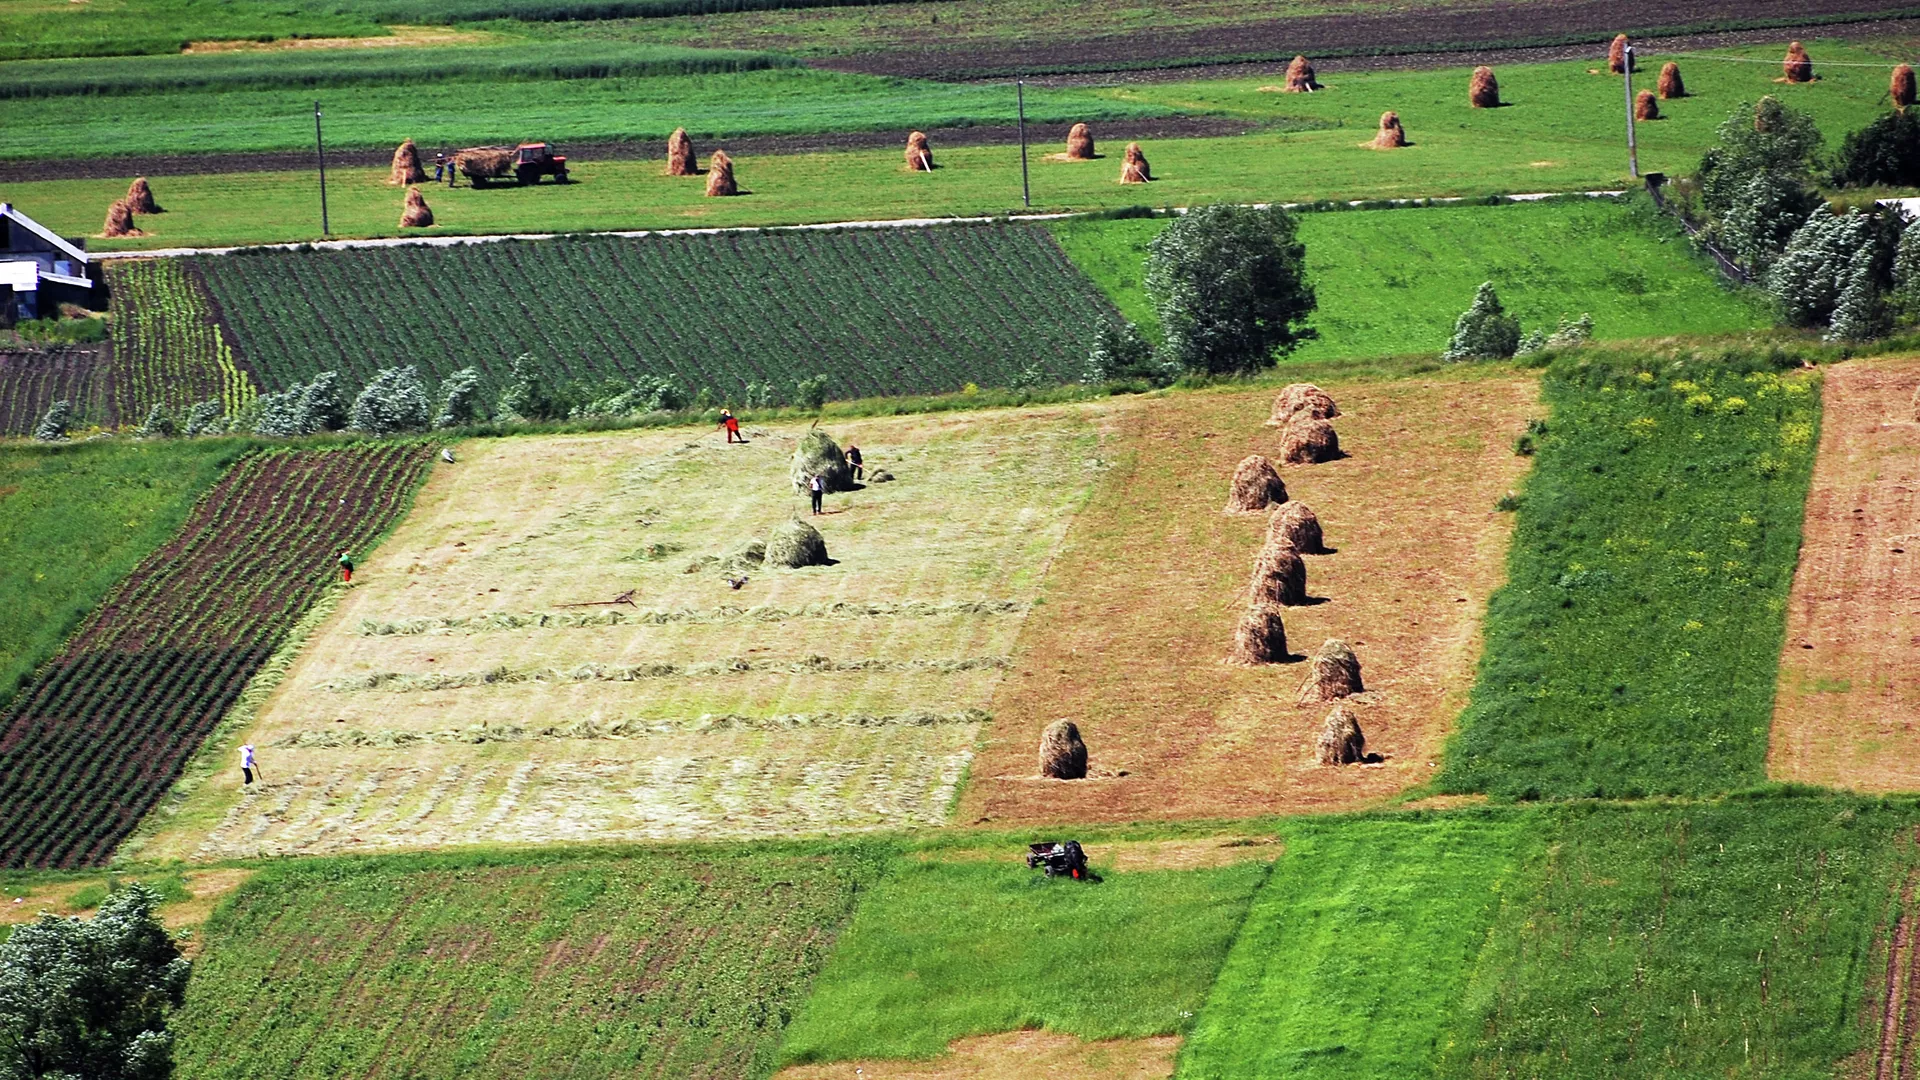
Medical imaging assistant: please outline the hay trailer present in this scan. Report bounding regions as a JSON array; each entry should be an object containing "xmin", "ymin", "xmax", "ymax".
[
  {"xmin": 457, "ymin": 143, "xmax": 571, "ymax": 186},
  {"xmin": 1026, "ymin": 840, "xmax": 1093, "ymax": 881}
]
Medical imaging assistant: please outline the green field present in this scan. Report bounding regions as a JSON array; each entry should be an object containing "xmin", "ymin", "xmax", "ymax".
[
  {"xmin": 1051, "ymin": 197, "xmax": 1767, "ymax": 360},
  {"xmin": 1441, "ymin": 349, "xmax": 1821, "ymax": 800}
]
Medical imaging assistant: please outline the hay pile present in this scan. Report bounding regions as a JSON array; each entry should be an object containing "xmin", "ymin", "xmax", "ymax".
[
  {"xmin": 791, "ymin": 428, "xmax": 854, "ymax": 493},
  {"xmin": 905, "ymin": 130, "xmax": 934, "ymax": 171},
  {"xmin": 1268, "ymin": 383, "xmax": 1339, "ymax": 425},
  {"xmin": 1120, "ymin": 142, "xmax": 1151, "ymax": 183},
  {"xmin": 1225, "ymin": 454, "xmax": 1287, "ymax": 513},
  {"xmin": 1469, "ymin": 66, "xmax": 1500, "ymax": 108},
  {"xmin": 1913, "ymin": 384, "xmax": 1920, "ymax": 421},
  {"xmin": 766, "ymin": 518, "xmax": 830, "ymax": 568},
  {"xmin": 1634, "ymin": 90, "xmax": 1660, "ymax": 121},
  {"xmin": 1283, "ymin": 55, "xmax": 1320, "ymax": 92},
  {"xmin": 1248, "ymin": 542, "xmax": 1307, "ymax": 606},
  {"xmin": 400, "ymin": 187, "xmax": 434, "ymax": 228},
  {"xmin": 1316, "ymin": 705, "xmax": 1366, "ymax": 765},
  {"xmin": 1783, "ymin": 41, "xmax": 1813, "ymax": 83},
  {"xmin": 456, "ymin": 147, "xmax": 516, "ymax": 180},
  {"xmin": 1607, "ymin": 34, "xmax": 1630, "ymax": 74},
  {"xmin": 389, "ymin": 139, "xmax": 426, "ymax": 185},
  {"xmin": 1230, "ymin": 602, "xmax": 1289, "ymax": 664},
  {"xmin": 1896, "ymin": 64, "xmax": 1917, "ymax": 108},
  {"xmin": 1267, "ymin": 502, "xmax": 1325, "ymax": 554},
  {"xmin": 1659, "ymin": 61, "xmax": 1686, "ymax": 99},
  {"xmin": 1066, "ymin": 123, "xmax": 1095, "ymax": 160},
  {"xmin": 1038, "ymin": 718, "xmax": 1088, "ymax": 779},
  {"xmin": 667, "ymin": 128, "xmax": 697, "ymax": 176},
  {"xmin": 705, "ymin": 149, "xmax": 739, "ymax": 196},
  {"xmin": 126, "ymin": 177, "xmax": 162, "ymax": 214},
  {"xmin": 1280, "ymin": 416, "xmax": 1340, "ymax": 464},
  {"xmin": 102, "ymin": 199, "xmax": 140, "ymax": 238},
  {"xmin": 1296, "ymin": 638, "xmax": 1362, "ymax": 703},
  {"xmin": 1370, "ymin": 111, "xmax": 1407, "ymax": 149}
]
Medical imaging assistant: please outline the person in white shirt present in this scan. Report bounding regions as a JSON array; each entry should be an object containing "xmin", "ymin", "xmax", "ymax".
[{"xmin": 240, "ymin": 743, "xmax": 259, "ymax": 786}]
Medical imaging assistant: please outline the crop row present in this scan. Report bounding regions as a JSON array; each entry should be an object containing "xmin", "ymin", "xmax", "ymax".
[
  {"xmin": 191, "ymin": 223, "xmax": 1120, "ymax": 401},
  {"xmin": 105, "ymin": 258, "xmax": 255, "ymax": 422},
  {"xmin": 0, "ymin": 443, "xmax": 432, "ymax": 868},
  {"xmin": 0, "ymin": 346, "xmax": 106, "ymax": 434}
]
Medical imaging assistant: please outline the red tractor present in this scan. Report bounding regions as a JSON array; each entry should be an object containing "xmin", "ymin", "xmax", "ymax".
[
  {"xmin": 456, "ymin": 143, "xmax": 570, "ymax": 186},
  {"xmin": 511, "ymin": 143, "xmax": 569, "ymax": 185}
]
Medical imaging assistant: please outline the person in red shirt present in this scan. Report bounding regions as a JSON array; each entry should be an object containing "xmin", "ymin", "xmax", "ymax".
[{"xmin": 720, "ymin": 409, "xmax": 744, "ymax": 443}]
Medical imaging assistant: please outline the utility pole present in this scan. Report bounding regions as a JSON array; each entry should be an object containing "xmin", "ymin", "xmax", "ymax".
[
  {"xmin": 1016, "ymin": 80, "xmax": 1031, "ymax": 209},
  {"xmin": 314, "ymin": 100, "xmax": 331, "ymax": 238},
  {"xmin": 1623, "ymin": 46, "xmax": 1640, "ymax": 180}
]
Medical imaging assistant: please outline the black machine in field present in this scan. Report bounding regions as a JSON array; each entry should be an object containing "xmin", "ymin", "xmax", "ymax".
[{"xmin": 1026, "ymin": 840, "xmax": 1092, "ymax": 880}]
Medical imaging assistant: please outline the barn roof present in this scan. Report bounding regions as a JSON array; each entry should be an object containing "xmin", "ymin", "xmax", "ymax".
[{"xmin": 0, "ymin": 203, "xmax": 89, "ymax": 265}]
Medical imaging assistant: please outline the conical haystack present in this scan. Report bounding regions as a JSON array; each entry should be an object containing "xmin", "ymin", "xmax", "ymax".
[
  {"xmin": 667, "ymin": 128, "xmax": 697, "ymax": 176},
  {"xmin": 1248, "ymin": 541, "xmax": 1308, "ymax": 606},
  {"xmin": 1634, "ymin": 90, "xmax": 1660, "ymax": 120},
  {"xmin": 1065, "ymin": 123, "xmax": 1095, "ymax": 160},
  {"xmin": 766, "ymin": 518, "xmax": 830, "ymax": 568},
  {"xmin": 1658, "ymin": 62, "xmax": 1685, "ymax": 99},
  {"xmin": 400, "ymin": 186, "xmax": 434, "ymax": 228},
  {"xmin": 1225, "ymin": 454, "xmax": 1287, "ymax": 513},
  {"xmin": 1284, "ymin": 54, "xmax": 1320, "ymax": 92},
  {"xmin": 1280, "ymin": 416, "xmax": 1341, "ymax": 464},
  {"xmin": 1469, "ymin": 66, "xmax": 1500, "ymax": 108},
  {"xmin": 1370, "ymin": 111, "xmax": 1407, "ymax": 149},
  {"xmin": 705, "ymin": 149, "xmax": 739, "ymax": 196},
  {"xmin": 1607, "ymin": 34, "xmax": 1630, "ymax": 74},
  {"xmin": 389, "ymin": 139, "xmax": 426, "ymax": 185},
  {"xmin": 905, "ymin": 130, "xmax": 934, "ymax": 171},
  {"xmin": 792, "ymin": 428, "xmax": 855, "ymax": 493},
  {"xmin": 1267, "ymin": 383, "xmax": 1339, "ymax": 425},
  {"xmin": 1267, "ymin": 501, "xmax": 1326, "ymax": 554},
  {"xmin": 1896, "ymin": 64, "xmax": 1917, "ymax": 108},
  {"xmin": 1783, "ymin": 41, "xmax": 1813, "ymax": 83},
  {"xmin": 1230, "ymin": 602, "xmax": 1289, "ymax": 664},
  {"xmin": 102, "ymin": 199, "xmax": 141, "ymax": 237},
  {"xmin": 1297, "ymin": 638, "xmax": 1363, "ymax": 703},
  {"xmin": 1038, "ymin": 718, "xmax": 1088, "ymax": 779},
  {"xmin": 125, "ymin": 176, "xmax": 162, "ymax": 214},
  {"xmin": 1120, "ymin": 142, "xmax": 1151, "ymax": 183},
  {"xmin": 1316, "ymin": 704, "xmax": 1366, "ymax": 765}
]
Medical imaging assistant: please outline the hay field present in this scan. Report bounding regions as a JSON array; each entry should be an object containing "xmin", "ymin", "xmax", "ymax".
[
  {"xmin": 960, "ymin": 373, "xmax": 1538, "ymax": 825},
  {"xmin": 136, "ymin": 407, "xmax": 1113, "ymax": 860}
]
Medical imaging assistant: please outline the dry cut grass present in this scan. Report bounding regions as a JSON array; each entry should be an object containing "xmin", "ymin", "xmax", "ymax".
[{"xmin": 774, "ymin": 1031, "xmax": 1180, "ymax": 1080}]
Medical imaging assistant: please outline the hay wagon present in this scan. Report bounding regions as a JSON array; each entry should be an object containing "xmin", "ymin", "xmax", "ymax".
[{"xmin": 456, "ymin": 143, "xmax": 570, "ymax": 186}]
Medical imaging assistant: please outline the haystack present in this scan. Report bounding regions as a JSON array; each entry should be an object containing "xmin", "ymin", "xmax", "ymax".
[
  {"xmin": 667, "ymin": 127, "xmax": 697, "ymax": 176},
  {"xmin": 1469, "ymin": 66, "xmax": 1500, "ymax": 108},
  {"xmin": 791, "ymin": 428, "xmax": 854, "ymax": 493},
  {"xmin": 1066, "ymin": 123, "xmax": 1095, "ymax": 160},
  {"xmin": 400, "ymin": 186, "xmax": 434, "ymax": 228},
  {"xmin": 1896, "ymin": 64, "xmax": 1916, "ymax": 108},
  {"xmin": 1296, "ymin": 638, "xmax": 1363, "ymax": 704},
  {"xmin": 1038, "ymin": 718, "xmax": 1088, "ymax": 779},
  {"xmin": 102, "ymin": 199, "xmax": 140, "ymax": 238},
  {"xmin": 1120, "ymin": 142, "xmax": 1151, "ymax": 183},
  {"xmin": 1267, "ymin": 383, "xmax": 1339, "ymax": 425},
  {"xmin": 389, "ymin": 139, "xmax": 426, "ymax": 185},
  {"xmin": 1912, "ymin": 383, "xmax": 1920, "ymax": 421},
  {"xmin": 1370, "ymin": 111, "xmax": 1407, "ymax": 149},
  {"xmin": 1783, "ymin": 41, "xmax": 1813, "ymax": 83},
  {"xmin": 1267, "ymin": 501, "xmax": 1326, "ymax": 554},
  {"xmin": 705, "ymin": 149, "xmax": 739, "ymax": 196},
  {"xmin": 905, "ymin": 130, "xmax": 934, "ymax": 171},
  {"xmin": 1634, "ymin": 90, "xmax": 1660, "ymax": 121},
  {"xmin": 1607, "ymin": 34, "xmax": 1629, "ymax": 75},
  {"xmin": 1283, "ymin": 55, "xmax": 1320, "ymax": 92},
  {"xmin": 1316, "ymin": 704, "xmax": 1366, "ymax": 765},
  {"xmin": 125, "ymin": 176, "xmax": 162, "ymax": 214},
  {"xmin": 455, "ymin": 147, "xmax": 516, "ymax": 181},
  {"xmin": 1225, "ymin": 454, "xmax": 1287, "ymax": 513},
  {"xmin": 1279, "ymin": 416, "xmax": 1340, "ymax": 464},
  {"xmin": 765, "ymin": 518, "xmax": 830, "ymax": 568},
  {"xmin": 1248, "ymin": 541, "xmax": 1308, "ymax": 606},
  {"xmin": 1659, "ymin": 61, "xmax": 1686, "ymax": 99},
  {"xmin": 1230, "ymin": 602, "xmax": 1289, "ymax": 664}
]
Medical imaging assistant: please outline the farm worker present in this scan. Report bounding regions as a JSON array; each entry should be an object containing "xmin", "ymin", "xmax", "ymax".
[
  {"xmin": 433, "ymin": 153, "xmax": 446, "ymax": 182},
  {"xmin": 845, "ymin": 443, "xmax": 864, "ymax": 481},
  {"xmin": 809, "ymin": 473, "xmax": 825, "ymax": 515},
  {"xmin": 720, "ymin": 409, "xmax": 744, "ymax": 444},
  {"xmin": 337, "ymin": 551, "xmax": 355, "ymax": 583},
  {"xmin": 240, "ymin": 743, "xmax": 258, "ymax": 786},
  {"xmin": 447, "ymin": 153, "xmax": 458, "ymax": 187}
]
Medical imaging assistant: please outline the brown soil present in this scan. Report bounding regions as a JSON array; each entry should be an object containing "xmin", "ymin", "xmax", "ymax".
[
  {"xmin": 959, "ymin": 376, "xmax": 1537, "ymax": 826},
  {"xmin": 1769, "ymin": 357, "xmax": 1920, "ymax": 792},
  {"xmin": 773, "ymin": 1032, "xmax": 1181, "ymax": 1080}
]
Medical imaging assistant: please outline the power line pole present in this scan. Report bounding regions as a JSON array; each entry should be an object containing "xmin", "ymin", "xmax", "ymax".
[
  {"xmin": 1016, "ymin": 80, "xmax": 1031, "ymax": 209},
  {"xmin": 314, "ymin": 100, "xmax": 331, "ymax": 238},
  {"xmin": 1623, "ymin": 46, "xmax": 1640, "ymax": 180}
]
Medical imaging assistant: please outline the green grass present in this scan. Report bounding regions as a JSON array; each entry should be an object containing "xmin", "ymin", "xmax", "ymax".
[
  {"xmin": 0, "ymin": 438, "xmax": 247, "ymax": 712},
  {"xmin": 1440, "ymin": 350, "xmax": 1821, "ymax": 800},
  {"xmin": 1051, "ymin": 197, "xmax": 1767, "ymax": 358},
  {"xmin": 170, "ymin": 841, "xmax": 888, "ymax": 1079},
  {"xmin": 777, "ymin": 854, "xmax": 1269, "ymax": 1063},
  {"xmin": 1177, "ymin": 813, "xmax": 1542, "ymax": 1080}
]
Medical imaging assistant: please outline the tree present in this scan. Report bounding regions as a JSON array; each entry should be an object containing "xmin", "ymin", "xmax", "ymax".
[
  {"xmin": 0, "ymin": 883, "xmax": 190, "ymax": 1080},
  {"xmin": 136, "ymin": 405, "xmax": 175, "ymax": 439},
  {"xmin": 434, "ymin": 367, "xmax": 487, "ymax": 429},
  {"xmin": 253, "ymin": 371, "xmax": 350, "ymax": 437},
  {"xmin": 792, "ymin": 373, "xmax": 830, "ymax": 411},
  {"xmin": 496, "ymin": 353, "xmax": 564, "ymax": 422},
  {"xmin": 181, "ymin": 400, "xmax": 222, "ymax": 437},
  {"xmin": 1769, "ymin": 207, "xmax": 1872, "ymax": 327},
  {"xmin": 349, "ymin": 366, "xmax": 432, "ymax": 435},
  {"xmin": 1697, "ymin": 96, "xmax": 1823, "ymax": 220},
  {"xmin": 1082, "ymin": 320, "xmax": 1176, "ymax": 386},
  {"xmin": 1830, "ymin": 108, "xmax": 1920, "ymax": 189},
  {"xmin": 1889, "ymin": 217, "xmax": 1920, "ymax": 323},
  {"xmin": 1144, "ymin": 204, "xmax": 1316, "ymax": 375},
  {"xmin": 31, "ymin": 401, "xmax": 70, "ymax": 442},
  {"xmin": 1827, "ymin": 245, "xmax": 1886, "ymax": 342},
  {"xmin": 1717, "ymin": 169, "xmax": 1822, "ymax": 279},
  {"xmin": 1441, "ymin": 283, "xmax": 1522, "ymax": 361}
]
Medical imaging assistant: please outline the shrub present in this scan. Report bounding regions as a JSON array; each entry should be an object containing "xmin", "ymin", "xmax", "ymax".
[
  {"xmin": 1826, "ymin": 246, "xmax": 1886, "ymax": 342},
  {"xmin": 1717, "ymin": 169, "xmax": 1821, "ymax": 278},
  {"xmin": 1145, "ymin": 204, "xmax": 1316, "ymax": 375},
  {"xmin": 1517, "ymin": 314, "xmax": 1594, "ymax": 357},
  {"xmin": 497, "ymin": 352, "xmax": 565, "ymax": 421},
  {"xmin": 13, "ymin": 315, "xmax": 106, "ymax": 346},
  {"xmin": 1697, "ymin": 97, "xmax": 1823, "ymax": 221},
  {"xmin": 32, "ymin": 399, "xmax": 71, "ymax": 442},
  {"xmin": 182, "ymin": 399, "xmax": 223, "ymax": 437},
  {"xmin": 569, "ymin": 374, "xmax": 685, "ymax": 419},
  {"xmin": 1890, "ymin": 219, "xmax": 1920, "ymax": 324},
  {"xmin": 1769, "ymin": 207, "xmax": 1873, "ymax": 328},
  {"xmin": 1441, "ymin": 282, "xmax": 1521, "ymax": 361},
  {"xmin": 434, "ymin": 366, "xmax": 486, "ymax": 428},
  {"xmin": 1083, "ymin": 320, "xmax": 1175, "ymax": 386},
  {"xmin": 793, "ymin": 373, "xmax": 830, "ymax": 411},
  {"xmin": 137, "ymin": 403, "xmax": 176, "ymax": 438},
  {"xmin": 349, "ymin": 365, "xmax": 432, "ymax": 434},
  {"xmin": 1829, "ymin": 108, "xmax": 1920, "ymax": 189}
]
